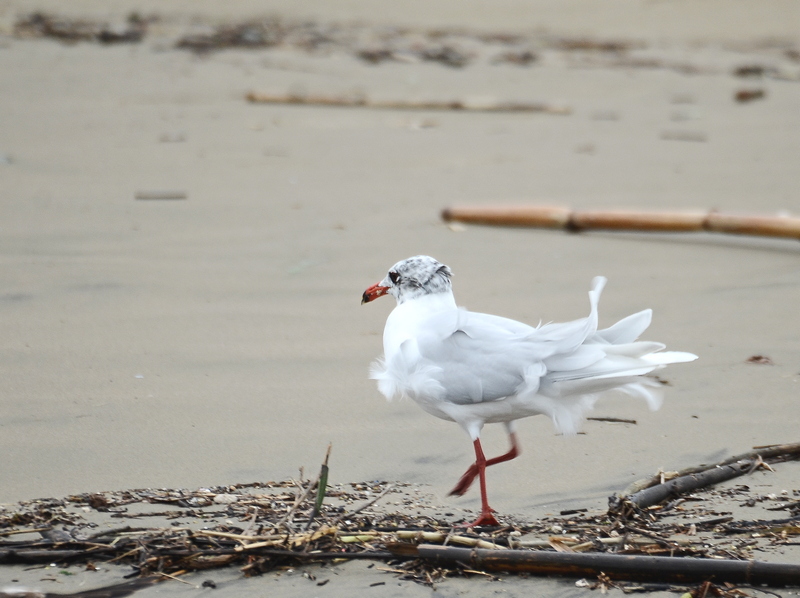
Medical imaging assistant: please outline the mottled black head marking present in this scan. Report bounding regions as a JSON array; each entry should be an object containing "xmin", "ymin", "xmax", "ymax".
[{"xmin": 378, "ymin": 256, "xmax": 454, "ymax": 304}]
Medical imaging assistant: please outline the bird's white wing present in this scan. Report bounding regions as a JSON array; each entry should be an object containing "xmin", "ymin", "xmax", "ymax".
[
  {"xmin": 414, "ymin": 317, "xmax": 541, "ymax": 405},
  {"xmin": 414, "ymin": 289, "xmax": 605, "ymax": 405}
]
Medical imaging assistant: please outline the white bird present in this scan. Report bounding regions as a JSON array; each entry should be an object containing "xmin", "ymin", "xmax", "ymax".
[{"xmin": 362, "ymin": 255, "xmax": 697, "ymax": 526}]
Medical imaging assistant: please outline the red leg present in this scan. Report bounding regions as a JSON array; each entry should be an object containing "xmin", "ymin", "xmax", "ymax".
[
  {"xmin": 460, "ymin": 438, "xmax": 500, "ymax": 527},
  {"xmin": 449, "ymin": 432, "xmax": 520, "ymax": 497}
]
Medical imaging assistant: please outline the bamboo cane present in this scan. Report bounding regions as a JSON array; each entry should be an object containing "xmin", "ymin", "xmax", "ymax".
[
  {"xmin": 412, "ymin": 544, "xmax": 800, "ymax": 586},
  {"xmin": 441, "ymin": 205, "xmax": 800, "ymax": 240},
  {"xmin": 570, "ymin": 210, "xmax": 707, "ymax": 232},
  {"xmin": 705, "ymin": 212, "xmax": 800, "ymax": 238},
  {"xmin": 395, "ymin": 530, "xmax": 503, "ymax": 550}
]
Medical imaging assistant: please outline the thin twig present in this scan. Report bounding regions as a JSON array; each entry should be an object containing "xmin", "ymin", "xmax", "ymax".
[
  {"xmin": 102, "ymin": 545, "xmax": 143, "ymax": 564},
  {"xmin": 587, "ymin": 417, "xmax": 637, "ymax": 424},
  {"xmin": 333, "ymin": 484, "xmax": 395, "ymax": 525},
  {"xmin": 241, "ymin": 510, "xmax": 259, "ymax": 537},
  {"xmin": 274, "ymin": 474, "xmax": 322, "ymax": 531},
  {"xmin": 0, "ymin": 527, "xmax": 51, "ymax": 537},
  {"xmin": 192, "ymin": 530, "xmax": 286, "ymax": 543},
  {"xmin": 159, "ymin": 572, "xmax": 199, "ymax": 588}
]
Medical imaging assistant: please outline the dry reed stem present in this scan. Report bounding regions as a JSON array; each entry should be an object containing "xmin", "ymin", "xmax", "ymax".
[
  {"xmin": 396, "ymin": 530, "xmax": 503, "ymax": 550},
  {"xmin": 246, "ymin": 92, "xmax": 571, "ymax": 114}
]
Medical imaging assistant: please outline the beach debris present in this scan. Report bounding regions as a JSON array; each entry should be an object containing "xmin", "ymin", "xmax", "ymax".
[
  {"xmin": 746, "ymin": 355, "xmax": 774, "ymax": 365},
  {"xmin": 403, "ymin": 543, "xmax": 800, "ymax": 586},
  {"xmin": 245, "ymin": 92, "xmax": 571, "ymax": 114},
  {"xmin": 441, "ymin": 205, "xmax": 800, "ymax": 240},
  {"xmin": 1, "ymin": 443, "xmax": 798, "ymax": 591},
  {"xmin": 553, "ymin": 38, "xmax": 640, "ymax": 53},
  {"xmin": 176, "ymin": 19, "xmax": 285, "ymax": 52},
  {"xmin": 586, "ymin": 416, "xmax": 637, "ymax": 424},
  {"xmin": 14, "ymin": 12, "xmax": 149, "ymax": 44},
  {"xmin": 615, "ymin": 441, "xmax": 800, "ymax": 503},
  {"xmin": 733, "ymin": 65, "xmax": 775, "ymax": 78},
  {"xmin": 12, "ymin": 11, "xmax": 799, "ymax": 93},
  {"xmin": 134, "ymin": 191, "xmax": 187, "ymax": 201},
  {"xmin": 418, "ymin": 45, "xmax": 471, "ymax": 68},
  {"xmin": 356, "ymin": 47, "xmax": 396, "ymax": 64},
  {"xmin": 611, "ymin": 461, "xmax": 761, "ymax": 512},
  {"xmin": 731, "ymin": 64, "xmax": 797, "ymax": 81},
  {"xmin": 735, "ymin": 88, "xmax": 766, "ymax": 103},
  {"xmin": 491, "ymin": 49, "xmax": 538, "ymax": 66},
  {"xmin": 660, "ymin": 130, "xmax": 708, "ymax": 142}
]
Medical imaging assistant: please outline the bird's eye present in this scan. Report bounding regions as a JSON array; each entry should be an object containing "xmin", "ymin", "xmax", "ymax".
[{"xmin": 388, "ymin": 271, "xmax": 400, "ymax": 284}]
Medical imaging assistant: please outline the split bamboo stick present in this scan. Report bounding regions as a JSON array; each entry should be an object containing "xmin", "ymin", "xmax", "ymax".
[
  {"xmin": 441, "ymin": 205, "xmax": 800, "ymax": 240},
  {"xmin": 395, "ymin": 530, "xmax": 503, "ymax": 550}
]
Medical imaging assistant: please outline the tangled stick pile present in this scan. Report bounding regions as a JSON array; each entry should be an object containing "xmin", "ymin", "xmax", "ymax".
[{"xmin": 2, "ymin": 444, "xmax": 799, "ymax": 593}]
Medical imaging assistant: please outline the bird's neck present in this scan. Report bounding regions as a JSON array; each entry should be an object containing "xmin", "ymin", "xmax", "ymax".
[
  {"xmin": 396, "ymin": 290, "xmax": 457, "ymax": 313},
  {"xmin": 383, "ymin": 291, "xmax": 457, "ymax": 357}
]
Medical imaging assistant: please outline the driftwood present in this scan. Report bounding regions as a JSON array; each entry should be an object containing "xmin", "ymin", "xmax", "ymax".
[
  {"xmin": 407, "ymin": 544, "xmax": 800, "ymax": 586},
  {"xmin": 622, "ymin": 442, "xmax": 800, "ymax": 498},
  {"xmin": 246, "ymin": 92, "xmax": 571, "ymax": 114},
  {"xmin": 619, "ymin": 461, "xmax": 757, "ymax": 510},
  {"xmin": 609, "ymin": 443, "xmax": 800, "ymax": 513},
  {"xmin": 441, "ymin": 205, "xmax": 800, "ymax": 240}
]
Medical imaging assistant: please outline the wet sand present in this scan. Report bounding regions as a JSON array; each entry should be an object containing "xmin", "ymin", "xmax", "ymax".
[{"xmin": 1, "ymin": 0, "xmax": 799, "ymax": 594}]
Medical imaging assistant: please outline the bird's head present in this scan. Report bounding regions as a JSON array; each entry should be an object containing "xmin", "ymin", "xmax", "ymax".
[{"xmin": 362, "ymin": 255, "xmax": 453, "ymax": 305}]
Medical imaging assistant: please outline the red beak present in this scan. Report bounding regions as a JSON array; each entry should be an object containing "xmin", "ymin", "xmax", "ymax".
[{"xmin": 362, "ymin": 283, "xmax": 389, "ymax": 304}]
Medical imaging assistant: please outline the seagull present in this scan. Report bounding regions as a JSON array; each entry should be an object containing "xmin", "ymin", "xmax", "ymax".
[{"xmin": 362, "ymin": 255, "xmax": 697, "ymax": 526}]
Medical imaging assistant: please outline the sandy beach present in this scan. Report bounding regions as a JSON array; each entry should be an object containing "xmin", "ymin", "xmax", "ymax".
[{"xmin": 1, "ymin": 0, "xmax": 798, "ymax": 595}]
